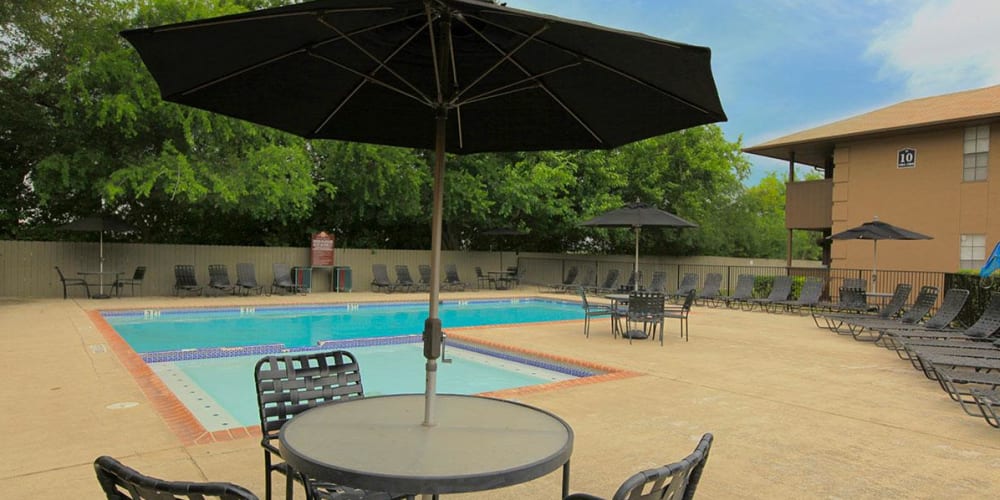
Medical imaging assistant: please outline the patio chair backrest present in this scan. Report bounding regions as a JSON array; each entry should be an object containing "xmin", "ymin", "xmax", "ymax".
[
  {"xmin": 174, "ymin": 265, "xmax": 198, "ymax": 287},
  {"xmin": 580, "ymin": 268, "xmax": 597, "ymax": 288},
  {"xmin": 731, "ymin": 274, "xmax": 755, "ymax": 300},
  {"xmin": 254, "ymin": 350, "xmax": 364, "ymax": 437},
  {"xmin": 648, "ymin": 271, "xmax": 667, "ymax": 293},
  {"xmin": 445, "ymin": 263, "xmax": 462, "ymax": 283},
  {"xmin": 898, "ymin": 285, "xmax": 939, "ymax": 323},
  {"xmin": 562, "ymin": 266, "xmax": 579, "ymax": 286},
  {"xmin": 604, "ymin": 433, "xmax": 713, "ymax": 500},
  {"xmin": 627, "ymin": 291, "xmax": 665, "ymax": 320},
  {"xmin": 699, "ymin": 273, "xmax": 723, "ymax": 298},
  {"xmin": 676, "ymin": 273, "xmax": 698, "ymax": 295},
  {"xmin": 796, "ymin": 277, "xmax": 825, "ymax": 303},
  {"xmin": 130, "ymin": 266, "xmax": 147, "ymax": 281},
  {"xmin": 766, "ymin": 276, "xmax": 793, "ymax": 301},
  {"xmin": 623, "ymin": 270, "xmax": 642, "ymax": 290},
  {"xmin": 842, "ymin": 278, "xmax": 866, "ymax": 290},
  {"xmin": 960, "ymin": 292, "xmax": 1000, "ymax": 338},
  {"xmin": 418, "ymin": 264, "xmax": 433, "ymax": 285},
  {"xmin": 395, "ymin": 265, "xmax": 415, "ymax": 285},
  {"xmin": 94, "ymin": 455, "xmax": 258, "ymax": 500},
  {"xmin": 208, "ymin": 264, "xmax": 232, "ymax": 287},
  {"xmin": 272, "ymin": 263, "xmax": 294, "ymax": 287},
  {"xmin": 599, "ymin": 269, "xmax": 620, "ymax": 290},
  {"xmin": 877, "ymin": 283, "xmax": 913, "ymax": 319},
  {"xmin": 923, "ymin": 288, "xmax": 970, "ymax": 329},
  {"xmin": 236, "ymin": 262, "xmax": 258, "ymax": 286},
  {"xmin": 372, "ymin": 264, "xmax": 392, "ymax": 285}
]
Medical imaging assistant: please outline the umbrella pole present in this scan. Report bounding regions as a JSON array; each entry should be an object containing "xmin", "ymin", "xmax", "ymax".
[
  {"xmin": 423, "ymin": 109, "xmax": 447, "ymax": 427},
  {"xmin": 634, "ymin": 226, "xmax": 640, "ymax": 291},
  {"xmin": 872, "ymin": 240, "xmax": 878, "ymax": 291},
  {"xmin": 99, "ymin": 232, "xmax": 105, "ymax": 294}
]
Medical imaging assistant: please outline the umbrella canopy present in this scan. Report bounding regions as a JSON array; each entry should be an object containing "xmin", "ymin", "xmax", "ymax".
[
  {"xmin": 580, "ymin": 201, "xmax": 697, "ymax": 290},
  {"xmin": 56, "ymin": 216, "xmax": 139, "ymax": 295},
  {"xmin": 121, "ymin": 0, "xmax": 726, "ymax": 424},
  {"xmin": 828, "ymin": 218, "xmax": 932, "ymax": 287}
]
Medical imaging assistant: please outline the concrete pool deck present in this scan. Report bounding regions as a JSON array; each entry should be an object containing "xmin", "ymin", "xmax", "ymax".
[{"xmin": 1, "ymin": 290, "xmax": 998, "ymax": 499}]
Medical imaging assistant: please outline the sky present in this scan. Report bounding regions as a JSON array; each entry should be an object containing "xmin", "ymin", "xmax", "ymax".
[{"xmin": 510, "ymin": 0, "xmax": 1000, "ymax": 185}]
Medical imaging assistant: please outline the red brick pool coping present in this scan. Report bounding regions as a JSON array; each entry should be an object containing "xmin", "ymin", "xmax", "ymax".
[{"xmin": 88, "ymin": 310, "xmax": 641, "ymax": 446}]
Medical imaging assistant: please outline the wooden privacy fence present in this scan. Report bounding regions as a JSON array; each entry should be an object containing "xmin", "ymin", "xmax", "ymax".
[{"xmin": 0, "ymin": 239, "xmax": 819, "ymax": 298}]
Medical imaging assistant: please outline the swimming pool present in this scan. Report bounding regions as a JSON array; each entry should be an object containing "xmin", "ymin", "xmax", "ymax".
[
  {"xmin": 100, "ymin": 298, "xmax": 600, "ymax": 433},
  {"xmin": 105, "ymin": 298, "xmax": 584, "ymax": 353}
]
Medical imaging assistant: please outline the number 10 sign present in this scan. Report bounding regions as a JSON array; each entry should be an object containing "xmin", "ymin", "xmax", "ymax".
[{"xmin": 897, "ymin": 147, "xmax": 916, "ymax": 168}]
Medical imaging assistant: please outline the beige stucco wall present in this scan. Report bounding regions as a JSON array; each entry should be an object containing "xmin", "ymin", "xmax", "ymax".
[{"xmin": 829, "ymin": 120, "xmax": 1000, "ymax": 273}]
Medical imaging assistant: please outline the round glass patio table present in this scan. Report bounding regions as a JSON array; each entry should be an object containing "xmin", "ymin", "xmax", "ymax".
[
  {"xmin": 78, "ymin": 270, "xmax": 122, "ymax": 299},
  {"xmin": 279, "ymin": 393, "xmax": 574, "ymax": 497}
]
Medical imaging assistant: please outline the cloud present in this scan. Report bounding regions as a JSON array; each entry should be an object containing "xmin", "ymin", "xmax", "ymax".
[{"xmin": 867, "ymin": 0, "xmax": 1000, "ymax": 97}]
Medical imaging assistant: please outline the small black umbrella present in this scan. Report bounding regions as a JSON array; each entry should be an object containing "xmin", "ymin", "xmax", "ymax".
[
  {"xmin": 121, "ymin": 0, "xmax": 726, "ymax": 424},
  {"xmin": 482, "ymin": 227, "xmax": 526, "ymax": 270},
  {"xmin": 828, "ymin": 218, "xmax": 932, "ymax": 287},
  {"xmin": 56, "ymin": 216, "xmax": 139, "ymax": 296},
  {"xmin": 580, "ymin": 201, "xmax": 697, "ymax": 290}
]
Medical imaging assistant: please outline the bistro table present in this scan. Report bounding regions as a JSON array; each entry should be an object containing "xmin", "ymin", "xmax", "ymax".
[
  {"xmin": 280, "ymin": 393, "xmax": 574, "ymax": 498},
  {"xmin": 78, "ymin": 270, "xmax": 122, "ymax": 299},
  {"xmin": 488, "ymin": 270, "xmax": 514, "ymax": 289}
]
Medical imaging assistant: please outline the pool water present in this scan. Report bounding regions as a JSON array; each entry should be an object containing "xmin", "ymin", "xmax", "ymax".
[
  {"xmin": 105, "ymin": 299, "xmax": 583, "ymax": 353},
  {"xmin": 150, "ymin": 342, "xmax": 577, "ymax": 430},
  {"xmin": 101, "ymin": 299, "xmax": 595, "ymax": 432}
]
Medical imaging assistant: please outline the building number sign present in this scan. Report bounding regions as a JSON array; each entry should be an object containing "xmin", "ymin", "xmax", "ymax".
[{"xmin": 897, "ymin": 147, "xmax": 916, "ymax": 168}]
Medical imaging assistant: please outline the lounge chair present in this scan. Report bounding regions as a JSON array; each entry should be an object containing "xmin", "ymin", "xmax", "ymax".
[
  {"xmin": 970, "ymin": 388, "xmax": 1000, "ymax": 428},
  {"xmin": 208, "ymin": 264, "xmax": 237, "ymax": 295},
  {"xmin": 565, "ymin": 433, "xmax": 713, "ymax": 500},
  {"xmin": 773, "ymin": 277, "xmax": 824, "ymax": 314},
  {"xmin": 112, "ymin": 266, "xmax": 146, "ymax": 297},
  {"xmin": 173, "ymin": 264, "xmax": 203, "ymax": 296},
  {"xmin": 94, "ymin": 455, "xmax": 258, "ymax": 500},
  {"xmin": 876, "ymin": 288, "xmax": 971, "ymax": 350},
  {"xmin": 622, "ymin": 291, "xmax": 666, "ymax": 344},
  {"xmin": 254, "ymin": 350, "xmax": 395, "ymax": 500},
  {"xmin": 54, "ymin": 266, "xmax": 90, "ymax": 299},
  {"xmin": 578, "ymin": 268, "xmax": 598, "ymax": 292},
  {"xmin": 270, "ymin": 263, "xmax": 302, "ymax": 295},
  {"xmin": 418, "ymin": 264, "xmax": 434, "ymax": 291},
  {"xmin": 843, "ymin": 285, "xmax": 938, "ymax": 340},
  {"xmin": 821, "ymin": 283, "xmax": 912, "ymax": 334},
  {"xmin": 924, "ymin": 360, "xmax": 1000, "ymax": 417},
  {"xmin": 884, "ymin": 292, "xmax": 1000, "ymax": 345},
  {"xmin": 442, "ymin": 263, "xmax": 469, "ymax": 291},
  {"xmin": 578, "ymin": 286, "xmax": 615, "ymax": 338},
  {"xmin": 811, "ymin": 285, "xmax": 870, "ymax": 329},
  {"xmin": 394, "ymin": 264, "xmax": 421, "ymax": 292},
  {"xmin": 474, "ymin": 266, "xmax": 495, "ymax": 289},
  {"xmin": 663, "ymin": 289, "xmax": 697, "ymax": 344},
  {"xmin": 620, "ymin": 270, "xmax": 643, "ymax": 292},
  {"xmin": 542, "ymin": 266, "xmax": 579, "ymax": 293},
  {"xmin": 722, "ymin": 274, "xmax": 755, "ymax": 309},
  {"xmin": 235, "ymin": 262, "xmax": 265, "ymax": 296},
  {"xmin": 587, "ymin": 269, "xmax": 620, "ymax": 294},
  {"xmin": 371, "ymin": 264, "xmax": 398, "ymax": 293},
  {"xmin": 695, "ymin": 272, "xmax": 723, "ymax": 306},
  {"xmin": 743, "ymin": 275, "xmax": 792, "ymax": 312},
  {"xmin": 647, "ymin": 271, "xmax": 668, "ymax": 294},
  {"xmin": 670, "ymin": 273, "xmax": 698, "ymax": 303}
]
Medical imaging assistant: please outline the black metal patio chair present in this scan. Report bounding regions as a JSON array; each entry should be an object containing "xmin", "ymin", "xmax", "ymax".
[
  {"xmin": 173, "ymin": 264, "xmax": 203, "ymax": 296},
  {"xmin": 94, "ymin": 455, "xmax": 258, "ymax": 500},
  {"xmin": 565, "ymin": 433, "xmax": 713, "ymax": 500},
  {"xmin": 113, "ymin": 266, "xmax": 146, "ymax": 297},
  {"xmin": 235, "ymin": 262, "xmax": 265, "ymax": 296},
  {"xmin": 54, "ymin": 266, "xmax": 91, "ymax": 299}
]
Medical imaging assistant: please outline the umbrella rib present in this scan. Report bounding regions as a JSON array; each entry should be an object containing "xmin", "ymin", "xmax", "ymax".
[
  {"xmin": 149, "ymin": 7, "xmax": 394, "ymax": 32},
  {"xmin": 456, "ymin": 14, "xmax": 604, "ymax": 145},
  {"xmin": 449, "ymin": 20, "xmax": 550, "ymax": 104},
  {"xmin": 177, "ymin": 12, "xmax": 428, "ymax": 102},
  {"xmin": 470, "ymin": 13, "xmax": 721, "ymax": 118}
]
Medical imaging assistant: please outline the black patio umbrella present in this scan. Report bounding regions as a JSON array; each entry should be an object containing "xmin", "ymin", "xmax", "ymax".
[
  {"xmin": 828, "ymin": 218, "xmax": 932, "ymax": 287},
  {"xmin": 580, "ymin": 201, "xmax": 697, "ymax": 290},
  {"xmin": 56, "ymin": 216, "xmax": 139, "ymax": 296},
  {"xmin": 482, "ymin": 227, "xmax": 527, "ymax": 270},
  {"xmin": 121, "ymin": 0, "xmax": 726, "ymax": 424}
]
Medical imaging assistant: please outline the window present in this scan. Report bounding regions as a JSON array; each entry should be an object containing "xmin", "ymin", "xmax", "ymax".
[
  {"xmin": 960, "ymin": 234, "xmax": 986, "ymax": 270},
  {"xmin": 963, "ymin": 125, "xmax": 989, "ymax": 181}
]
